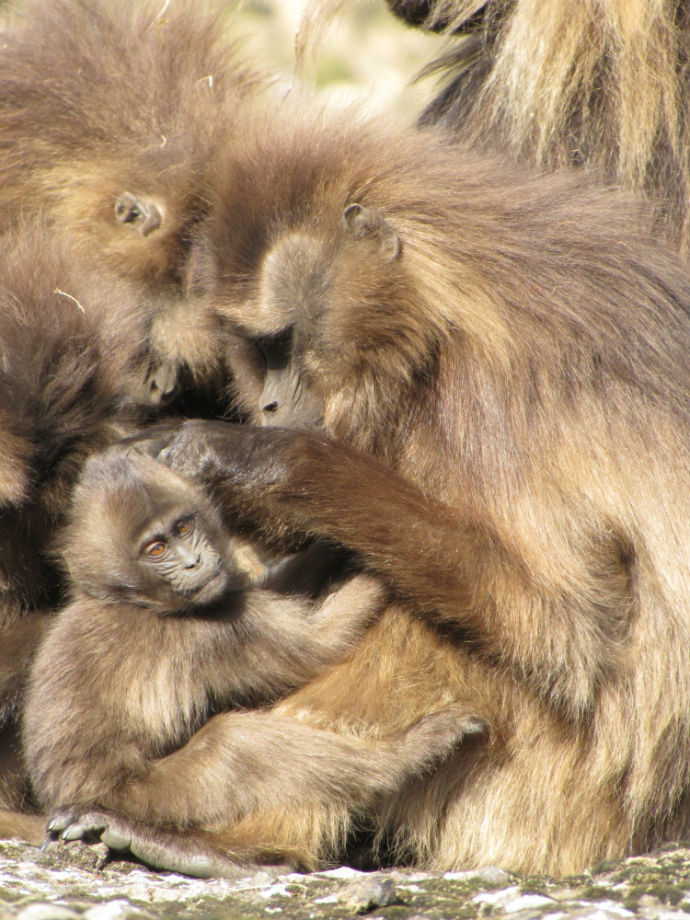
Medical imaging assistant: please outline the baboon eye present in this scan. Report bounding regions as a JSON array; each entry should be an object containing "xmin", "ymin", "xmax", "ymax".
[
  {"xmin": 253, "ymin": 338, "xmax": 269, "ymax": 370},
  {"xmin": 144, "ymin": 540, "xmax": 167, "ymax": 558},
  {"xmin": 174, "ymin": 516, "xmax": 194, "ymax": 537}
]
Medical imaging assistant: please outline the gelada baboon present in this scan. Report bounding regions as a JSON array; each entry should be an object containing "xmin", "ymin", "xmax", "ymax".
[
  {"xmin": 380, "ymin": 0, "xmax": 690, "ymax": 256},
  {"xmin": 26, "ymin": 450, "xmax": 480, "ymax": 876},
  {"xmin": 58, "ymin": 106, "xmax": 690, "ymax": 876},
  {"xmin": 220, "ymin": 202, "xmax": 400, "ymax": 432},
  {"xmin": 0, "ymin": 0, "xmax": 267, "ymax": 407}
]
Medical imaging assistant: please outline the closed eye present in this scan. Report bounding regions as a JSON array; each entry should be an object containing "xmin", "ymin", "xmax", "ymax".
[{"xmin": 253, "ymin": 328, "xmax": 293, "ymax": 371}]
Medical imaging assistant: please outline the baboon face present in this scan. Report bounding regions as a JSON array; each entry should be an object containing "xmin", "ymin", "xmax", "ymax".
[
  {"xmin": 132, "ymin": 498, "xmax": 233, "ymax": 608},
  {"xmin": 223, "ymin": 203, "xmax": 406, "ymax": 433},
  {"xmin": 63, "ymin": 452, "xmax": 249, "ymax": 612},
  {"xmin": 250, "ymin": 329, "xmax": 322, "ymax": 430}
]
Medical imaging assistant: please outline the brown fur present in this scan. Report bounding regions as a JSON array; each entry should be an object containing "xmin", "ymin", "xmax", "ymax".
[
  {"xmin": 0, "ymin": 226, "xmax": 161, "ymax": 811},
  {"xmin": 381, "ymin": 0, "xmax": 690, "ymax": 256},
  {"xmin": 0, "ymin": 0, "xmax": 262, "ymax": 280},
  {"xmin": 0, "ymin": 810, "xmax": 45, "ymax": 847},
  {"xmin": 0, "ymin": 0, "xmax": 269, "ymax": 788},
  {"xmin": 0, "ymin": 0, "xmax": 267, "ymax": 405},
  {"xmin": 107, "ymin": 105, "xmax": 690, "ymax": 876},
  {"xmin": 0, "ymin": 229, "xmax": 154, "ymax": 627},
  {"xmin": 24, "ymin": 451, "xmax": 477, "ymax": 875}
]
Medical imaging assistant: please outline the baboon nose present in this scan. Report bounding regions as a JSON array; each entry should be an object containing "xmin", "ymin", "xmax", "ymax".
[{"xmin": 178, "ymin": 546, "xmax": 201, "ymax": 568}]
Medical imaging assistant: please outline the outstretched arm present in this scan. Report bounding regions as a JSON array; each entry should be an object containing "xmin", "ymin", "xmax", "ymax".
[
  {"xmin": 110, "ymin": 707, "xmax": 483, "ymax": 826},
  {"xmin": 154, "ymin": 420, "xmax": 634, "ymax": 718}
]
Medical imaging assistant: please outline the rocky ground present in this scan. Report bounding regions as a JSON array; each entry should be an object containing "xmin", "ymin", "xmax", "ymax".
[{"xmin": 1, "ymin": 838, "xmax": 690, "ymax": 920}]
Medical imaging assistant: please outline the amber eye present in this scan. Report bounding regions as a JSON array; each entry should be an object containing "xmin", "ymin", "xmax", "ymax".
[
  {"xmin": 174, "ymin": 516, "xmax": 194, "ymax": 537},
  {"xmin": 144, "ymin": 540, "xmax": 167, "ymax": 558}
]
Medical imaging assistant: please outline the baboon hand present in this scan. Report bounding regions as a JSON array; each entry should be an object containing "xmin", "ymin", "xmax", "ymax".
[
  {"xmin": 46, "ymin": 807, "xmax": 114, "ymax": 846},
  {"xmin": 157, "ymin": 419, "xmax": 306, "ymax": 490},
  {"xmin": 122, "ymin": 362, "xmax": 179, "ymax": 409},
  {"xmin": 141, "ymin": 360, "xmax": 180, "ymax": 407},
  {"xmin": 108, "ymin": 424, "xmax": 182, "ymax": 460},
  {"xmin": 400, "ymin": 707, "xmax": 488, "ymax": 769},
  {"xmin": 45, "ymin": 809, "xmax": 248, "ymax": 878}
]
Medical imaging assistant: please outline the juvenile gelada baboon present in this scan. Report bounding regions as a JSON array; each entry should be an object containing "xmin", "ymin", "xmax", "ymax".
[
  {"xmin": 380, "ymin": 0, "xmax": 690, "ymax": 256},
  {"xmin": 26, "ymin": 450, "xmax": 479, "ymax": 877},
  {"xmin": 53, "ymin": 104, "xmax": 690, "ymax": 877},
  {"xmin": 0, "ymin": 0, "xmax": 267, "ymax": 407}
]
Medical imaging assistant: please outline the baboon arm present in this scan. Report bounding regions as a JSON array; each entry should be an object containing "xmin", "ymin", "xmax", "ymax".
[
  {"xmin": 221, "ymin": 575, "xmax": 386, "ymax": 704},
  {"xmin": 57, "ymin": 708, "xmax": 483, "ymax": 829},
  {"xmin": 158, "ymin": 421, "xmax": 632, "ymax": 716}
]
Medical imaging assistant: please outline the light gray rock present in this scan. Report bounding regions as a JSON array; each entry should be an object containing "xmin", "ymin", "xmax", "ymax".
[
  {"xmin": 16, "ymin": 906, "xmax": 80, "ymax": 920},
  {"xmin": 337, "ymin": 875, "xmax": 401, "ymax": 913},
  {"xmin": 503, "ymin": 892, "xmax": 556, "ymax": 913},
  {"xmin": 568, "ymin": 908, "xmax": 635, "ymax": 920},
  {"xmin": 444, "ymin": 865, "xmax": 513, "ymax": 886},
  {"xmin": 82, "ymin": 901, "xmax": 140, "ymax": 920}
]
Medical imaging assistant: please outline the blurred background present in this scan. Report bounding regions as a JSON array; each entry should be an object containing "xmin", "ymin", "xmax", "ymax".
[{"xmin": 224, "ymin": 0, "xmax": 445, "ymax": 116}]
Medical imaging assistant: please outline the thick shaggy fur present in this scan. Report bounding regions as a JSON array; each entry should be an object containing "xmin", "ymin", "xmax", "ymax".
[
  {"xmin": 0, "ymin": 0, "xmax": 267, "ymax": 834},
  {"xmin": 383, "ymin": 0, "xmax": 690, "ymax": 256},
  {"xmin": 113, "ymin": 106, "xmax": 690, "ymax": 876},
  {"xmin": 0, "ymin": 231, "xmax": 152, "ymax": 626},
  {"xmin": 0, "ymin": 0, "xmax": 266, "ymax": 403},
  {"xmin": 0, "ymin": 0, "xmax": 262, "ymax": 283}
]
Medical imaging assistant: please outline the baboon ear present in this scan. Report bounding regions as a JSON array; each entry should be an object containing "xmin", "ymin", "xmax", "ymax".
[
  {"xmin": 342, "ymin": 203, "xmax": 401, "ymax": 261},
  {"xmin": 114, "ymin": 192, "xmax": 163, "ymax": 237}
]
